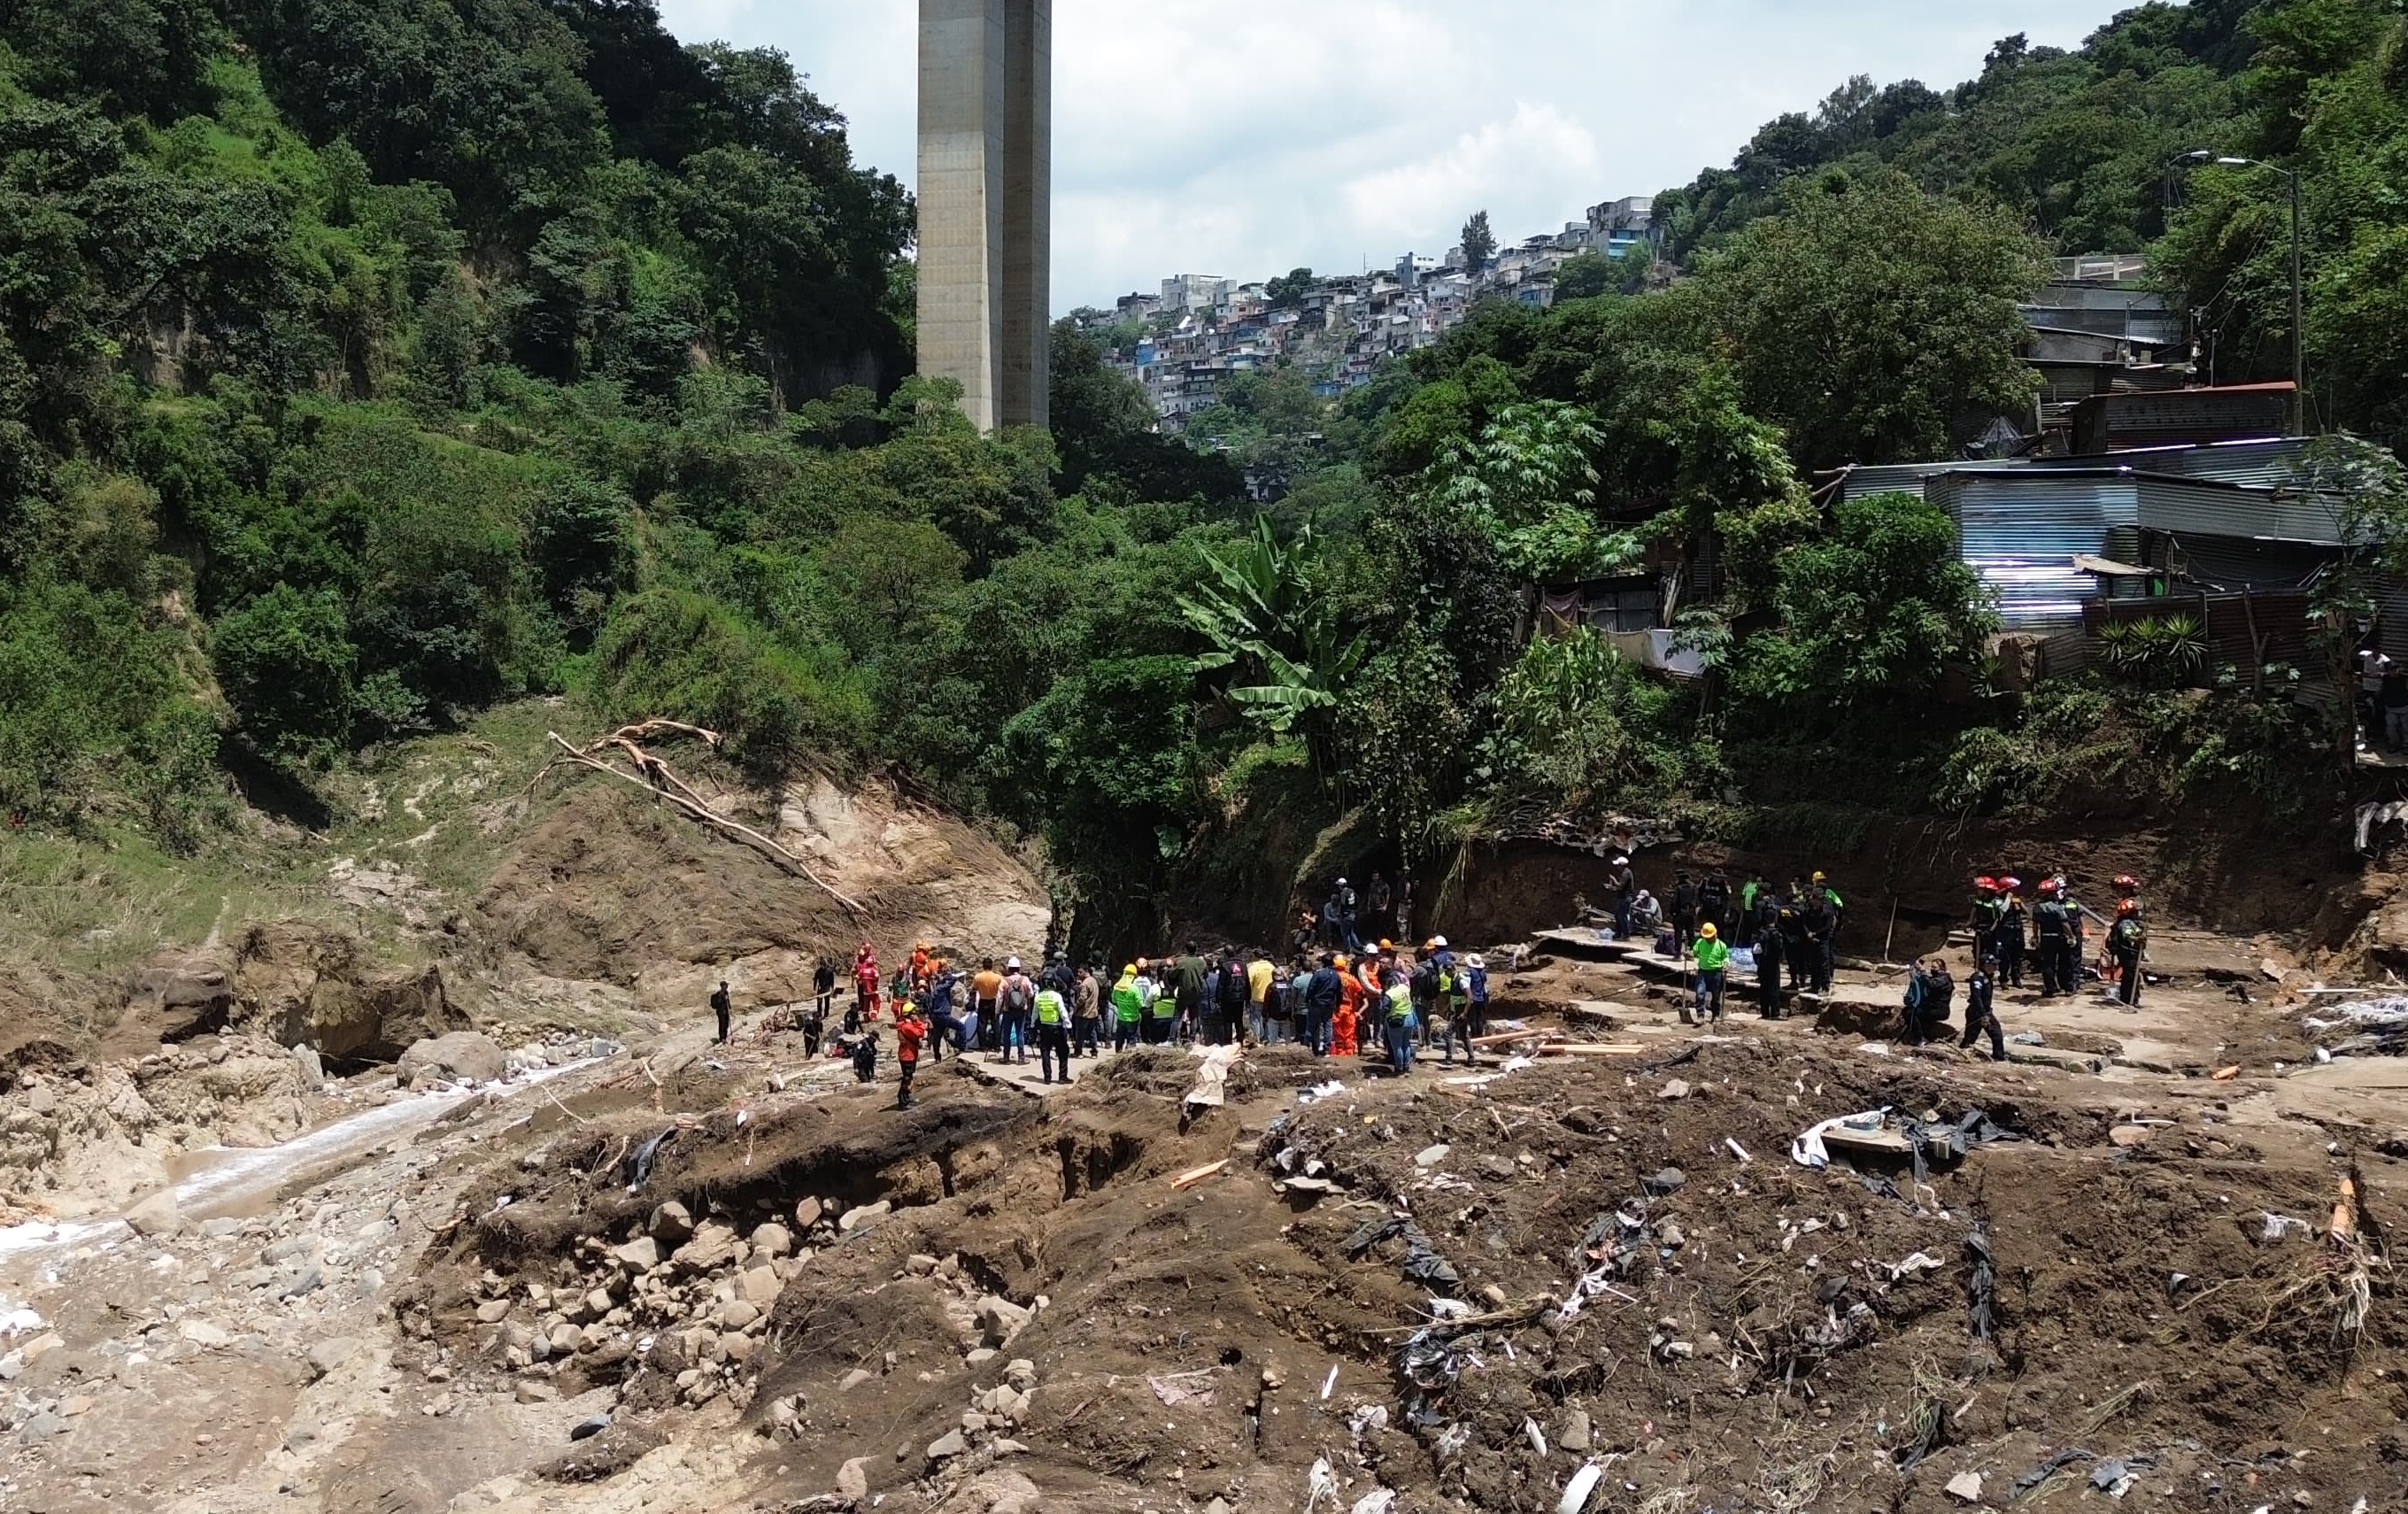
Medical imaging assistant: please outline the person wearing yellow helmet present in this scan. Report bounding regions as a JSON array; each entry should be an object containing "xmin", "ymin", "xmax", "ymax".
[
  {"xmin": 1691, "ymin": 921, "xmax": 1731, "ymax": 1024},
  {"xmin": 1111, "ymin": 963, "xmax": 1146, "ymax": 1052}
]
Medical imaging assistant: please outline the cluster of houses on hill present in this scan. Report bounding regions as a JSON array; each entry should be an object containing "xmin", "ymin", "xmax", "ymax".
[{"xmin": 1084, "ymin": 197, "xmax": 1662, "ymax": 435}]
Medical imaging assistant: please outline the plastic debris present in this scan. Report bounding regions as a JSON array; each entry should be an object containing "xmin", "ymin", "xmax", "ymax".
[
  {"xmin": 621, "ymin": 1126, "xmax": 677, "ymax": 1190},
  {"xmin": 1558, "ymin": 1462, "xmax": 1605, "ymax": 1514},
  {"xmin": 1298, "ymin": 1081, "xmax": 1348, "ymax": 1105},
  {"xmin": 1792, "ymin": 1110, "xmax": 1887, "ymax": 1170},
  {"xmin": 1523, "ymin": 1416, "xmax": 1547, "ymax": 1454},
  {"xmin": 1965, "ymin": 1224, "xmax": 1996, "ymax": 1340},
  {"xmin": 1320, "ymin": 1365, "xmax": 1339, "ymax": 1401},
  {"xmin": 1349, "ymin": 1490, "xmax": 1396, "ymax": 1514},
  {"xmin": 1344, "ymin": 1214, "xmax": 1462, "ymax": 1290},
  {"xmin": 2260, "ymin": 1212, "xmax": 2313, "ymax": 1243},
  {"xmin": 1305, "ymin": 1457, "xmax": 1339, "ymax": 1514},
  {"xmin": 2091, "ymin": 1458, "xmax": 2137, "ymax": 1498},
  {"xmin": 2011, "ymin": 1448, "xmax": 2097, "ymax": 1498}
]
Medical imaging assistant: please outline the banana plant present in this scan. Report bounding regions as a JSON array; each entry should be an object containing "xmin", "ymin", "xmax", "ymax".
[{"xmin": 1178, "ymin": 515, "xmax": 1368, "ymax": 737}]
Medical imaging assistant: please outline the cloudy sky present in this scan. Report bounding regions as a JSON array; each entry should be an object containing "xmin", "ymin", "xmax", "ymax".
[{"xmin": 657, "ymin": 1, "xmax": 2136, "ymax": 312}]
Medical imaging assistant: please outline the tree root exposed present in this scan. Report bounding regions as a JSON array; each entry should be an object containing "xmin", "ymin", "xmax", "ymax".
[{"xmin": 533, "ymin": 721, "xmax": 868, "ymax": 920}]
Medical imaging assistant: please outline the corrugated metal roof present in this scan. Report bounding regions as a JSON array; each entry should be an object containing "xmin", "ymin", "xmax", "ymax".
[
  {"xmin": 1933, "ymin": 471, "xmax": 2138, "ymax": 630},
  {"xmin": 2134, "ymin": 475, "xmax": 2355, "ymax": 545},
  {"xmin": 1835, "ymin": 460, "xmax": 2025, "ymax": 501},
  {"xmin": 2149, "ymin": 532, "xmax": 2336, "ymax": 591}
]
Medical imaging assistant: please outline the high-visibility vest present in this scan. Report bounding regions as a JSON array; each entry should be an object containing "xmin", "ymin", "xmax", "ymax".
[
  {"xmin": 1386, "ymin": 985, "xmax": 1414, "ymax": 1023},
  {"xmin": 1036, "ymin": 989, "xmax": 1067, "ymax": 1025},
  {"xmin": 1112, "ymin": 979, "xmax": 1143, "ymax": 1023}
]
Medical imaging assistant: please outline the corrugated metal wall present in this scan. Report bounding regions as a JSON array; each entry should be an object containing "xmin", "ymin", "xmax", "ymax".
[
  {"xmin": 1936, "ymin": 472, "xmax": 2137, "ymax": 630},
  {"xmin": 2134, "ymin": 476, "xmax": 2351, "ymax": 544},
  {"xmin": 2084, "ymin": 591, "xmax": 2316, "ymax": 668}
]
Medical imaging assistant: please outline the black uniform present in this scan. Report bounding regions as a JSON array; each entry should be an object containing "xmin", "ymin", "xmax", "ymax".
[
  {"xmin": 2033, "ymin": 898, "xmax": 2069, "ymax": 996},
  {"xmin": 711, "ymin": 984, "xmax": 732, "ymax": 1045},
  {"xmin": 1960, "ymin": 966, "xmax": 2004, "ymax": 1060},
  {"xmin": 2109, "ymin": 916, "xmax": 2146, "ymax": 1007},
  {"xmin": 2060, "ymin": 894, "xmax": 2088, "ymax": 995},
  {"xmin": 1996, "ymin": 896, "xmax": 2028, "ymax": 988},
  {"xmin": 1670, "ymin": 874, "xmax": 1698, "ymax": 949},
  {"xmin": 1800, "ymin": 896, "xmax": 1835, "ymax": 994},
  {"xmin": 1755, "ymin": 919, "xmax": 1786, "ymax": 1018},
  {"xmin": 1697, "ymin": 873, "xmax": 1732, "ymax": 942},
  {"xmin": 1779, "ymin": 900, "xmax": 1811, "ymax": 992}
]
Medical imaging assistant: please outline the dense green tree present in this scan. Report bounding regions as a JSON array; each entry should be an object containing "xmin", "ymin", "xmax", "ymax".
[
  {"xmin": 212, "ymin": 583, "xmax": 357, "ymax": 763},
  {"xmin": 1693, "ymin": 170, "xmax": 2046, "ymax": 469},
  {"xmin": 1459, "ymin": 209, "xmax": 1496, "ymax": 272}
]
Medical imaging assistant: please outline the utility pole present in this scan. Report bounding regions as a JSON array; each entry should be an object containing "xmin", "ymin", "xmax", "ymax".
[{"xmin": 2175, "ymin": 151, "xmax": 2307, "ymax": 435}]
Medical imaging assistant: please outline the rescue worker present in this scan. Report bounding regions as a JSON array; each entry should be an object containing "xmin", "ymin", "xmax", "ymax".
[
  {"xmin": 1812, "ymin": 871, "xmax": 1845, "ymax": 987},
  {"xmin": 1336, "ymin": 877, "xmax": 1361, "ymax": 953},
  {"xmin": 1697, "ymin": 869, "xmax": 1733, "ymax": 943},
  {"xmin": 1409, "ymin": 946, "xmax": 1439, "ymax": 1051},
  {"xmin": 1995, "ymin": 879, "xmax": 2028, "ymax": 989},
  {"xmin": 2033, "ymin": 879, "xmax": 2070, "ymax": 997},
  {"xmin": 1971, "ymin": 877, "xmax": 2002, "ymax": 949},
  {"xmin": 1609, "ymin": 855, "xmax": 1638, "ymax": 939},
  {"xmin": 1753, "ymin": 908, "xmax": 1786, "ymax": 1018},
  {"xmin": 852, "ymin": 941, "xmax": 880, "ymax": 1030},
  {"xmin": 1436, "ymin": 953, "xmax": 1475, "ymax": 1066},
  {"xmin": 1335, "ymin": 955, "xmax": 1365, "ymax": 1057},
  {"xmin": 1111, "ymin": 963, "xmax": 1146, "ymax": 1052},
  {"xmin": 908, "ymin": 941, "xmax": 932, "ymax": 993},
  {"xmin": 1778, "ymin": 892, "xmax": 1811, "ymax": 993},
  {"xmin": 1800, "ymin": 888, "xmax": 1836, "ymax": 996},
  {"xmin": 895, "ymin": 1004, "xmax": 925, "ymax": 1108},
  {"xmin": 1035, "ymin": 979, "xmax": 1072, "ymax": 1084},
  {"xmin": 1961, "ymin": 954, "xmax": 2004, "ymax": 1061},
  {"xmin": 1670, "ymin": 870, "xmax": 1698, "ymax": 950},
  {"xmin": 1691, "ymin": 922, "xmax": 1730, "ymax": 1024},
  {"xmin": 970, "ymin": 958, "xmax": 1004, "ymax": 1050},
  {"xmin": 1739, "ymin": 870, "xmax": 1767, "ymax": 930},
  {"xmin": 1463, "ymin": 953, "xmax": 1490, "ymax": 1044},
  {"xmin": 711, "ymin": 979, "xmax": 732, "ymax": 1046},
  {"xmin": 2057, "ymin": 877, "xmax": 2088, "ymax": 996},
  {"xmin": 1331, "ymin": 961, "xmax": 1361, "ymax": 1057},
  {"xmin": 2109, "ymin": 900, "xmax": 2147, "ymax": 1008},
  {"xmin": 1631, "ymin": 889, "xmax": 1665, "ymax": 947},
  {"xmin": 851, "ymin": 1027, "xmax": 879, "ymax": 1085}
]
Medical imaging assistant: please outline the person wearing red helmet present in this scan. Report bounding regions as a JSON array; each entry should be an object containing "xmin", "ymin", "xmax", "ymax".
[
  {"xmin": 1971, "ymin": 877, "xmax": 2003, "ymax": 954},
  {"xmin": 1995, "ymin": 878, "xmax": 2028, "ymax": 989}
]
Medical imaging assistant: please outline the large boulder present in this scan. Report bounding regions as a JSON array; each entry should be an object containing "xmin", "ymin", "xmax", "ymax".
[
  {"xmin": 396, "ymin": 1031, "xmax": 508, "ymax": 1086},
  {"xmin": 232, "ymin": 923, "xmax": 467, "ymax": 1061},
  {"xmin": 125, "ymin": 946, "xmax": 236, "ymax": 1040}
]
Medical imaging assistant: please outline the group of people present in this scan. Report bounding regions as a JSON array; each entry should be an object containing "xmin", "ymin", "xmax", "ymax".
[
  {"xmin": 1597, "ymin": 863, "xmax": 1848, "ymax": 1023},
  {"xmin": 1965, "ymin": 872, "xmax": 2149, "ymax": 1007},
  {"xmin": 769, "ymin": 928, "xmax": 1499, "ymax": 1110},
  {"xmin": 1302, "ymin": 871, "xmax": 1416, "ymax": 956}
]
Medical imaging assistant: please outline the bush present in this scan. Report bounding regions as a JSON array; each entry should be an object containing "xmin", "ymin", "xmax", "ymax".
[
  {"xmin": 212, "ymin": 583, "xmax": 357, "ymax": 765},
  {"xmin": 588, "ymin": 588, "xmax": 871, "ymax": 765},
  {"xmin": 0, "ymin": 579, "xmax": 204, "ymax": 826}
]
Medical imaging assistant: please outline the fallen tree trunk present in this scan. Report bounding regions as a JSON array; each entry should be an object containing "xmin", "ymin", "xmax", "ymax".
[{"xmin": 535, "ymin": 726, "xmax": 868, "ymax": 920}]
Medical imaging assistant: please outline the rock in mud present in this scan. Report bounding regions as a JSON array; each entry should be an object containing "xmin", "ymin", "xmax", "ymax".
[
  {"xmin": 305, "ymin": 1337, "xmax": 359, "ymax": 1379},
  {"xmin": 125, "ymin": 1189, "xmax": 183, "ymax": 1238},
  {"xmin": 396, "ymin": 1031, "xmax": 508, "ymax": 1085},
  {"xmin": 837, "ymin": 1456, "xmax": 872, "ymax": 1500},
  {"xmin": 647, "ymin": 1202, "xmax": 694, "ymax": 1244},
  {"xmin": 926, "ymin": 1430, "xmax": 968, "ymax": 1460}
]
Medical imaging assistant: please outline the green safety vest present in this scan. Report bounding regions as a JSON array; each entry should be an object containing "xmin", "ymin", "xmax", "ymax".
[
  {"xmin": 1035, "ymin": 989, "xmax": 1066, "ymax": 1026},
  {"xmin": 1386, "ymin": 985, "xmax": 1414, "ymax": 1023},
  {"xmin": 1112, "ymin": 980, "xmax": 1143, "ymax": 1023}
]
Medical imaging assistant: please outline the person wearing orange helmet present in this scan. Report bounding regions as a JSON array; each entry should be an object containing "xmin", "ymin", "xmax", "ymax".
[
  {"xmin": 2109, "ymin": 899, "xmax": 2148, "ymax": 1007},
  {"xmin": 1995, "ymin": 878, "xmax": 2028, "ymax": 989}
]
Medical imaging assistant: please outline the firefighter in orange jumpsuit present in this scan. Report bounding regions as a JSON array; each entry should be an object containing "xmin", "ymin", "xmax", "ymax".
[{"xmin": 1332, "ymin": 955, "xmax": 1362, "ymax": 1056}]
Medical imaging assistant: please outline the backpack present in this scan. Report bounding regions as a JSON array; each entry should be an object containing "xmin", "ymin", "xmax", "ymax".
[{"xmin": 1003, "ymin": 977, "xmax": 1032, "ymax": 1013}]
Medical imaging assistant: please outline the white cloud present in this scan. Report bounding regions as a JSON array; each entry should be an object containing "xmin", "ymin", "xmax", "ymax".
[{"xmin": 657, "ymin": 0, "xmax": 2139, "ymax": 311}]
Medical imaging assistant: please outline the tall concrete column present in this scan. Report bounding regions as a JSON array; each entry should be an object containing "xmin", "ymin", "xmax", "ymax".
[{"xmin": 918, "ymin": 0, "xmax": 1050, "ymax": 433}]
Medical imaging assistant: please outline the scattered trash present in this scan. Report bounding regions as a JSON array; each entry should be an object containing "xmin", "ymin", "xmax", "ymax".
[
  {"xmin": 1169, "ymin": 1160, "xmax": 1230, "ymax": 1191},
  {"xmin": 1792, "ymin": 1110, "xmax": 1888, "ymax": 1170},
  {"xmin": 1415, "ymin": 1144, "xmax": 1452, "ymax": 1169},
  {"xmin": 1945, "ymin": 1470, "xmax": 1984, "ymax": 1503},
  {"xmin": 1344, "ymin": 1214, "xmax": 1463, "ymax": 1290},
  {"xmin": 1147, "ymin": 1372, "xmax": 1216, "ymax": 1408},
  {"xmin": 1555, "ymin": 1461, "xmax": 1605, "ymax": 1514},
  {"xmin": 2090, "ymin": 1458, "xmax": 2137, "ymax": 1498},
  {"xmin": 1347, "ymin": 1404, "xmax": 1388, "ymax": 1441},
  {"xmin": 1183, "ymin": 1043, "xmax": 1245, "ymax": 1110},
  {"xmin": 1305, "ymin": 1457, "xmax": 1339, "ymax": 1514},
  {"xmin": 1298, "ymin": 1081, "xmax": 1347, "ymax": 1105},
  {"xmin": 1658, "ymin": 1079, "xmax": 1692, "ymax": 1101},
  {"xmin": 1964, "ymin": 1224, "xmax": 1996, "ymax": 1340},
  {"xmin": 2260, "ymin": 1212, "xmax": 2313, "ymax": 1243},
  {"xmin": 621, "ymin": 1126, "xmax": 677, "ymax": 1190},
  {"xmin": 2212, "ymin": 1066, "xmax": 2242, "ymax": 1081},
  {"xmin": 1349, "ymin": 1490, "xmax": 1396, "ymax": 1514},
  {"xmin": 1320, "ymin": 1364, "xmax": 1339, "ymax": 1401},
  {"xmin": 1724, "ymin": 1137, "xmax": 1752, "ymax": 1163},
  {"xmin": 569, "ymin": 1414, "xmax": 609, "ymax": 1441},
  {"xmin": 2010, "ymin": 1448, "xmax": 2097, "ymax": 1498},
  {"xmin": 1432, "ymin": 1422, "xmax": 1471, "ymax": 1464},
  {"xmin": 1523, "ymin": 1416, "xmax": 1547, "ymax": 1454},
  {"xmin": 1886, "ymin": 1251, "xmax": 1945, "ymax": 1281},
  {"xmin": 2009, "ymin": 1030, "xmax": 2048, "ymax": 1047},
  {"xmin": 1643, "ymin": 1167, "xmax": 1686, "ymax": 1194}
]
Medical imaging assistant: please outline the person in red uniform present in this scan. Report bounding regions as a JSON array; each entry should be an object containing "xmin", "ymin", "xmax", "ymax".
[
  {"xmin": 852, "ymin": 942, "xmax": 881, "ymax": 1030},
  {"xmin": 895, "ymin": 1003, "xmax": 927, "ymax": 1110}
]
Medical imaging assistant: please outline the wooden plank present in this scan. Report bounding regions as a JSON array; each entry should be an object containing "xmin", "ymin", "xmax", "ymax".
[
  {"xmin": 1818, "ymin": 1125, "xmax": 1916, "ymax": 1156},
  {"xmin": 1169, "ymin": 1160, "xmax": 1230, "ymax": 1191},
  {"xmin": 1533, "ymin": 1043, "xmax": 1648, "ymax": 1058}
]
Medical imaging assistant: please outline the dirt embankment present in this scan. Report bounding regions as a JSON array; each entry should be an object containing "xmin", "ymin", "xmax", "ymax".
[{"xmin": 472, "ymin": 773, "xmax": 1049, "ymax": 1015}]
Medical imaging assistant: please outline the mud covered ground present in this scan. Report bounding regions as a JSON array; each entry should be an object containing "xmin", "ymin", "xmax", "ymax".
[{"xmin": 7, "ymin": 942, "xmax": 2407, "ymax": 1514}]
